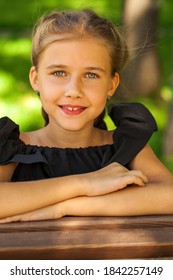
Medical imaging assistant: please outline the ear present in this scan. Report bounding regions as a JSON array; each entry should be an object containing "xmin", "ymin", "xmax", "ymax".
[
  {"xmin": 108, "ymin": 72, "xmax": 120, "ymax": 98},
  {"xmin": 29, "ymin": 66, "xmax": 39, "ymax": 91}
]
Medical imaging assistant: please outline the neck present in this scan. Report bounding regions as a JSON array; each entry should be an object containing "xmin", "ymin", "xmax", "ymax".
[{"xmin": 43, "ymin": 123, "xmax": 102, "ymax": 148}]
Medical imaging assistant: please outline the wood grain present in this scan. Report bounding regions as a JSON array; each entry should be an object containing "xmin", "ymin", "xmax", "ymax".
[{"xmin": 0, "ymin": 215, "xmax": 173, "ymax": 259}]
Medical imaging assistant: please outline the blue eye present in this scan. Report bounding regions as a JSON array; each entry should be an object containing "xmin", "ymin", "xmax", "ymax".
[
  {"xmin": 85, "ymin": 73, "xmax": 99, "ymax": 79},
  {"xmin": 53, "ymin": 71, "xmax": 66, "ymax": 77}
]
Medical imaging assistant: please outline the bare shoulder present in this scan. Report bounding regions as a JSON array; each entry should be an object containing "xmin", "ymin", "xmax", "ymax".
[
  {"xmin": 0, "ymin": 129, "xmax": 45, "ymax": 182},
  {"xmin": 20, "ymin": 128, "xmax": 45, "ymax": 146},
  {"xmin": 20, "ymin": 131, "xmax": 31, "ymax": 145},
  {"xmin": 129, "ymin": 144, "xmax": 173, "ymax": 184},
  {"xmin": 0, "ymin": 163, "xmax": 17, "ymax": 182}
]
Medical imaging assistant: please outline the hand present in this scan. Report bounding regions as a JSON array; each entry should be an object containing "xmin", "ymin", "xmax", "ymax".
[
  {"xmin": 83, "ymin": 162, "xmax": 148, "ymax": 196},
  {"xmin": 0, "ymin": 203, "xmax": 64, "ymax": 223}
]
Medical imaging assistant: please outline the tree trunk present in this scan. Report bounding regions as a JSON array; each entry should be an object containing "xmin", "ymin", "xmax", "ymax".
[
  {"xmin": 163, "ymin": 100, "xmax": 173, "ymax": 156},
  {"xmin": 120, "ymin": 0, "xmax": 161, "ymax": 98}
]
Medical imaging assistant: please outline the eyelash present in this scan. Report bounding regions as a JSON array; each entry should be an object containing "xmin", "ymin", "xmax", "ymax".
[
  {"xmin": 84, "ymin": 73, "xmax": 99, "ymax": 79},
  {"xmin": 53, "ymin": 71, "xmax": 66, "ymax": 77},
  {"xmin": 51, "ymin": 71, "xmax": 99, "ymax": 79}
]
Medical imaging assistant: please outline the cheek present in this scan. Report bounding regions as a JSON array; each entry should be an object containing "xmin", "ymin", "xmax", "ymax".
[
  {"xmin": 89, "ymin": 93, "xmax": 107, "ymax": 115},
  {"xmin": 39, "ymin": 81, "xmax": 62, "ymax": 102},
  {"xmin": 89, "ymin": 85, "xmax": 108, "ymax": 103}
]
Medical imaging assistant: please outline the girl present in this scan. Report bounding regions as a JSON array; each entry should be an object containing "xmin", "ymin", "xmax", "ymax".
[{"xmin": 0, "ymin": 9, "xmax": 173, "ymax": 223}]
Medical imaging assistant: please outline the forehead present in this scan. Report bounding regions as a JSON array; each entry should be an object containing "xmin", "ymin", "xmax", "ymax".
[{"xmin": 39, "ymin": 37, "xmax": 111, "ymax": 68}]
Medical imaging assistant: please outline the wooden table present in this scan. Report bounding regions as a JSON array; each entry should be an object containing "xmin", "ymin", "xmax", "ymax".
[{"xmin": 0, "ymin": 215, "xmax": 173, "ymax": 260}]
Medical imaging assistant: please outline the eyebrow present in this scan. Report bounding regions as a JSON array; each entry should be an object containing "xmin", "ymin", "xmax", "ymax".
[
  {"xmin": 46, "ymin": 64, "xmax": 106, "ymax": 72},
  {"xmin": 85, "ymin": 66, "xmax": 106, "ymax": 73},
  {"xmin": 46, "ymin": 64, "xmax": 67, "ymax": 69}
]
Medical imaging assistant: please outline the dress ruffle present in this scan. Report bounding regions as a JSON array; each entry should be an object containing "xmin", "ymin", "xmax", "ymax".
[
  {"xmin": 107, "ymin": 102, "xmax": 157, "ymax": 165},
  {"xmin": 0, "ymin": 103, "xmax": 157, "ymax": 181}
]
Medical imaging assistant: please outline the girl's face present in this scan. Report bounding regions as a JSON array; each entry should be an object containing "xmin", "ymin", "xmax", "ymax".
[{"xmin": 30, "ymin": 37, "xmax": 119, "ymax": 132}]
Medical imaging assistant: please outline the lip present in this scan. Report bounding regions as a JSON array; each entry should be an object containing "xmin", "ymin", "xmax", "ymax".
[{"xmin": 59, "ymin": 104, "xmax": 87, "ymax": 115}]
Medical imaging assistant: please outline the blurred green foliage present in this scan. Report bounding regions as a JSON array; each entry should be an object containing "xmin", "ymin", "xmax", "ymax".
[
  {"xmin": 0, "ymin": 0, "xmax": 123, "ymax": 130},
  {"xmin": 0, "ymin": 0, "xmax": 173, "ymax": 171}
]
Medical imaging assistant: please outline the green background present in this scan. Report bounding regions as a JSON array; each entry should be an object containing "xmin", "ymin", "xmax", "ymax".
[{"xmin": 0, "ymin": 0, "xmax": 173, "ymax": 171}]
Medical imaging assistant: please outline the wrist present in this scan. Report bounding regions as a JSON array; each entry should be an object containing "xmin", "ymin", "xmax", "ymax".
[
  {"xmin": 56, "ymin": 202, "xmax": 66, "ymax": 218},
  {"xmin": 70, "ymin": 173, "xmax": 89, "ymax": 197},
  {"xmin": 76, "ymin": 173, "xmax": 90, "ymax": 196}
]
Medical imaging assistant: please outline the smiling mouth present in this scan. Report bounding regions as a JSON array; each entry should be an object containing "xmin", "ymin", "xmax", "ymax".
[{"xmin": 59, "ymin": 105, "xmax": 87, "ymax": 115}]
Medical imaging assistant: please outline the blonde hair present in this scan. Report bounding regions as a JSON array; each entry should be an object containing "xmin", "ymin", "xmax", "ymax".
[
  {"xmin": 31, "ymin": 9, "xmax": 129, "ymax": 128},
  {"xmin": 32, "ymin": 9, "xmax": 128, "ymax": 74}
]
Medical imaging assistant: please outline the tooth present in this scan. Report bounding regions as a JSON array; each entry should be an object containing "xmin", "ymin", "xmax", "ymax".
[
  {"xmin": 68, "ymin": 107, "xmax": 77, "ymax": 111},
  {"xmin": 64, "ymin": 106, "xmax": 81, "ymax": 111}
]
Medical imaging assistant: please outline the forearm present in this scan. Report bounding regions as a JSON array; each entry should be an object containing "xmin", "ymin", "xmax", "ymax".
[
  {"xmin": 62, "ymin": 183, "xmax": 173, "ymax": 217},
  {"xmin": 0, "ymin": 162, "xmax": 148, "ymax": 219},
  {"xmin": 1, "ymin": 182, "xmax": 173, "ymax": 223},
  {"xmin": 0, "ymin": 174, "xmax": 84, "ymax": 218}
]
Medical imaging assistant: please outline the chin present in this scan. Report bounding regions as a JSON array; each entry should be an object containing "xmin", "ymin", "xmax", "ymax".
[{"xmin": 62, "ymin": 126, "xmax": 85, "ymax": 132}]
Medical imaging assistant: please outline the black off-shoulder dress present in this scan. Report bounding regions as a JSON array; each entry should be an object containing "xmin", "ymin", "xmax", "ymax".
[{"xmin": 0, "ymin": 103, "xmax": 157, "ymax": 182}]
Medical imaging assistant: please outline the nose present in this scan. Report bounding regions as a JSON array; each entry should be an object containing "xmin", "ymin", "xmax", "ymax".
[{"xmin": 64, "ymin": 76, "xmax": 83, "ymax": 98}]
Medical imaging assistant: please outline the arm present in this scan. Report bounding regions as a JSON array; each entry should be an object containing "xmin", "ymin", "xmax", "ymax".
[
  {"xmin": 1, "ymin": 182, "xmax": 173, "ymax": 223},
  {"xmin": 62, "ymin": 183, "xmax": 173, "ymax": 217},
  {"xmin": 128, "ymin": 144, "xmax": 173, "ymax": 184},
  {"xmin": 65, "ymin": 145, "xmax": 173, "ymax": 217},
  {"xmin": 1, "ymin": 144, "xmax": 172, "ymax": 222},
  {"xmin": 63, "ymin": 144, "xmax": 173, "ymax": 215},
  {"xmin": 0, "ymin": 163, "xmax": 84, "ymax": 218},
  {"xmin": 1, "ymin": 145, "xmax": 173, "ymax": 223},
  {"xmin": 0, "ymin": 162, "xmax": 147, "ymax": 219}
]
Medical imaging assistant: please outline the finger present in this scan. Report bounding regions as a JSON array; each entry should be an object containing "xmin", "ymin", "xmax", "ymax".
[
  {"xmin": 117, "ymin": 175, "xmax": 146, "ymax": 189},
  {"xmin": 128, "ymin": 170, "xmax": 148, "ymax": 184},
  {"xmin": 20, "ymin": 205, "xmax": 63, "ymax": 221},
  {"xmin": 0, "ymin": 218, "xmax": 11, "ymax": 223},
  {"xmin": 21, "ymin": 211, "xmax": 50, "ymax": 221},
  {"xmin": 0, "ymin": 215, "xmax": 21, "ymax": 223}
]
